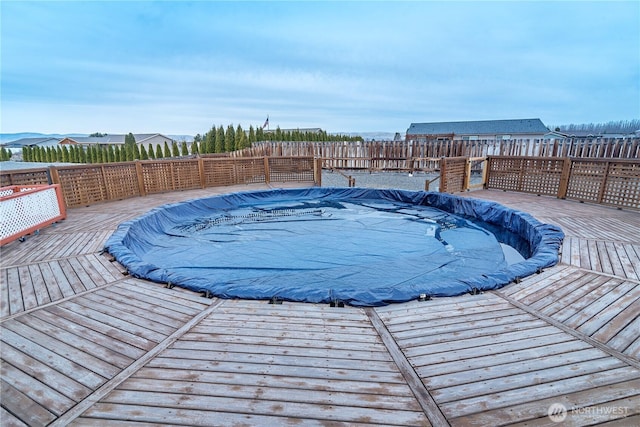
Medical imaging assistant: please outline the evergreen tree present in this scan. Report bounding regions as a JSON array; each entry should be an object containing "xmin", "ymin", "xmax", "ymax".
[
  {"xmin": 191, "ymin": 141, "xmax": 199, "ymax": 155},
  {"xmin": 235, "ymin": 124, "xmax": 244, "ymax": 149},
  {"xmin": 133, "ymin": 143, "xmax": 141, "ymax": 160},
  {"xmin": 248, "ymin": 125, "xmax": 256, "ymax": 145},
  {"xmin": 206, "ymin": 126, "xmax": 216, "ymax": 153},
  {"xmin": 225, "ymin": 125, "xmax": 235, "ymax": 152},
  {"xmin": 181, "ymin": 141, "xmax": 189, "ymax": 156},
  {"xmin": 171, "ymin": 141, "xmax": 180, "ymax": 157},
  {"xmin": 215, "ymin": 126, "xmax": 225, "ymax": 153},
  {"xmin": 56, "ymin": 146, "xmax": 63, "ymax": 162},
  {"xmin": 22, "ymin": 147, "xmax": 29, "ymax": 162},
  {"xmin": 139, "ymin": 144, "xmax": 148, "ymax": 160},
  {"xmin": 148, "ymin": 144, "xmax": 155, "ymax": 159},
  {"xmin": 163, "ymin": 141, "xmax": 172, "ymax": 158},
  {"xmin": 125, "ymin": 132, "xmax": 136, "ymax": 149},
  {"xmin": 156, "ymin": 144, "xmax": 164, "ymax": 159},
  {"xmin": 237, "ymin": 128, "xmax": 249, "ymax": 150}
]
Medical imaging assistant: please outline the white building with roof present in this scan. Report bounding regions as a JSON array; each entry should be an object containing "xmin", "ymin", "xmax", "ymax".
[{"xmin": 406, "ymin": 118, "xmax": 549, "ymax": 142}]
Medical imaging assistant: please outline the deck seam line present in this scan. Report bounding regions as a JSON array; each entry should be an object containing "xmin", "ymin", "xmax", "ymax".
[
  {"xmin": 0, "ymin": 249, "xmax": 116, "ymax": 270},
  {"xmin": 365, "ymin": 307, "xmax": 450, "ymax": 426},
  {"xmin": 493, "ymin": 291, "xmax": 640, "ymax": 370},
  {"xmin": 48, "ymin": 297, "xmax": 226, "ymax": 426},
  {"xmin": 571, "ymin": 265, "xmax": 640, "ymax": 284},
  {"xmin": 0, "ymin": 276, "xmax": 131, "ymax": 323}
]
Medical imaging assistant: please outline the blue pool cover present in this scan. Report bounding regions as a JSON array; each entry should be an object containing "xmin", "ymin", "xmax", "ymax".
[{"xmin": 105, "ymin": 187, "xmax": 564, "ymax": 306}]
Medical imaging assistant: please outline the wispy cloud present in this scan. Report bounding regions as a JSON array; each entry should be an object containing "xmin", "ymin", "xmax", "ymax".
[{"xmin": 2, "ymin": 1, "xmax": 638, "ymax": 134}]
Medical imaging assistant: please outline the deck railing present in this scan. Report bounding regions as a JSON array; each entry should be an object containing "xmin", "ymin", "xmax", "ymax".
[
  {"xmin": 486, "ymin": 157, "xmax": 640, "ymax": 210},
  {"xmin": 1, "ymin": 157, "xmax": 319, "ymax": 209},
  {"xmin": 2, "ymin": 155, "xmax": 637, "ymax": 210},
  {"xmin": 0, "ymin": 184, "xmax": 67, "ymax": 245}
]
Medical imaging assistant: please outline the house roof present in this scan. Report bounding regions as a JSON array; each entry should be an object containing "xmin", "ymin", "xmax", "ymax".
[
  {"xmin": 2, "ymin": 137, "xmax": 62, "ymax": 147},
  {"xmin": 407, "ymin": 118, "xmax": 549, "ymax": 136},
  {"xmin": 61, "ymin": 134, "xmax": 175, "ymax": 145}
]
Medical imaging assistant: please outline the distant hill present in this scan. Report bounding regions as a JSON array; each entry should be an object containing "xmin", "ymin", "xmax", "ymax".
[
  {"xmin": 0, "ymin": 132, "xmax": 87, "ymax": 143},
  {"xmin": 0, "ymin": 132, "xmax": 195, "ymax": 143}
]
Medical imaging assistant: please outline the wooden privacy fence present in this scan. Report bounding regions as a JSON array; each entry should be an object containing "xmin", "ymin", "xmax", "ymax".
[
  {"xmin": 486, "ymin": 157, "xmax": 640, "ymax": 210},
  {"xmin": 1, "ymin": 157, "xmax": 319, "ymax": 209},
  {"xmin": 238, "ymin": 138, "xmax": 640, "ymax": 164}
]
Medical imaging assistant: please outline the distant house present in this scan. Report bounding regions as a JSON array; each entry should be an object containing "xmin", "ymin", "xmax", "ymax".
[
  {"xmin": 406, "ymin": 118, "xmax": 549, "ymax": 142},
  {"xmin": 2, "ymin": 137, "xmax": 62, "ymax": 149},
  {"xmin": 59, "ymin": 133, "xmax": 176, "ymax": 151}
]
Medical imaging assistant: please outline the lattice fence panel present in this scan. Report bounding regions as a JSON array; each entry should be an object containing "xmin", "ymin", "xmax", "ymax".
[
  {"xmin": 440, "ymin": 157, "xmax": 467, "ymax": 193},
  {"xmin": 57, "ymin": 167, "xmax": 107, "ymax": 207},
  {"xmin": 141, "ymin": 162, "xmax": 174, "ymax": 194},
  {"xmin": 601, "ymin": 161, "xmax": 640, "ymax": 209},
  {"xmin": 486, "ymin": 157, "xmax": 523, "ymax": 191},
  {"xmin": 171, "ymin": 160, "xmax": 201, "ymax": 190},
  {"xmin": 235, "ymin": 158, "xmax": 266, "ymax": 184},
  {"xmin": 202, "ymin": 159, "xmax": 237, "ymax": 187},
  {"xmin": 519, "ymin": 158, "xmax": 565, "ymax": 196},
  {"xmin": 565, "ymin": 160, "xmax": 608, "ymax": 203},
  {"xmin": 102, "ymin": 164, "xmax": 140, "ymax": 200},
  {"xmin": 268, "ymin": 157, "xmax": 314, "ymax": 182},
  {"xmin": 0, "ymin": 169, "xmax": 49, "ymax": 187},
  {"xmin": 0, "ymin": 186, "xmax": 65, "ymax": 244}
]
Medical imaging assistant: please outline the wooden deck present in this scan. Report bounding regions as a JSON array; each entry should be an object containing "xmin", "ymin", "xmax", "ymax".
[{"xmin": 1, "ymin": 183, "xmax": 638, "ymax": 426}]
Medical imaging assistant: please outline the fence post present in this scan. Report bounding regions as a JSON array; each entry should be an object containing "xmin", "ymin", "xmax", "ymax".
[
  {"xmin": 263, "ymin": 157, "xmax": 270, "ymax": 184},
  {"xmin": 463, "ymin": 157, "xmax": 471, "ymax": 191},
  {"xmin": 48, "ymin": 166, "xmax": 60, "ymax": 185},
  {"xmin": 480, "ymin": 158, "xmax": 489, "ymax": 189},
  {"xmin": 314, "ymin": 157, "xmax": 323, "ymax": 186},
  {"xmin": 439, "ymin": 157, "xmax": 447, "ymax": 193},
  {"xmin": 198, "ymin": 157, "xmax": 206, "ymax": 188},
  {"xmin": 557, "ymin": 158, "xmax": 571, "ymax": 199},
  {"xmin": 134, "ymin": 160, "xmax": 146, "ymax": 197},
  {"xmin": 596, "ymin": 160, "xmax": 612, "ymax": 204}
]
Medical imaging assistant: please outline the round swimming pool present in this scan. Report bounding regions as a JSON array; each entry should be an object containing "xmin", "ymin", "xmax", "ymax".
[{"xmin": 105, "ymin": 188, "xmax": 563, "ymax": 306}]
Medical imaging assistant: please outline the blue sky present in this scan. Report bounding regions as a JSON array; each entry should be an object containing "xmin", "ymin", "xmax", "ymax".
[{"xmin": 2, "ymin": 1, "xmax": 638, "ymax": 135}]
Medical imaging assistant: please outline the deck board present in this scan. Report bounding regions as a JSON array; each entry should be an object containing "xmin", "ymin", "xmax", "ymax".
[
  {"xmin": 1, "ymin": 186, "xmax": 639, "ymax": 426},
  {"xmin": 78, "ymin": 300, "xmax": 432, "ymax": 426}
]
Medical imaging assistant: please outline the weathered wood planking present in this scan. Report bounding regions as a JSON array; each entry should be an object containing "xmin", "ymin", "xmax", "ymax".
[
  {"xmin": 375, "ymin": 294, "xmax": 640, "ymax": 426},
  {"xmin": 75, "ymin": 299, "xmax": 432, "ymax": 426},
  {"xmin": 502, "ymin": 265, "xmax": 640, "ymax": 360},
  {"xmin": 1, "ymin": 185, "xmax": 639, "ymax": 426},
  {"xmin": 0, "ymin": 253, "xmax": 125, "ymax": 317},
  {"xmin": 0, "ymin": 278, "xmax": 211, "ymax": 426},
  {"xmin": 561, "ymin": 236, "xmax": 640, "ymax": 280}
]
